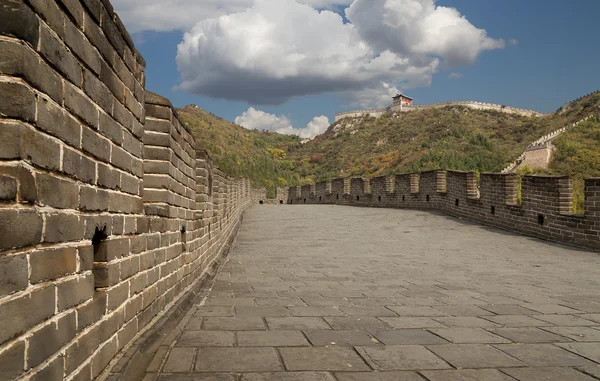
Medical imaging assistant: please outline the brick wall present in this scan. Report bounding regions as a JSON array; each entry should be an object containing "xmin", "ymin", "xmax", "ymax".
[
  {"xmin": 0, "ymin": 1, "xmax": 258, "ymax": 379},
  {"xmin": 289, "ymin": 171, "xmax": 600, "ymax": 251}
]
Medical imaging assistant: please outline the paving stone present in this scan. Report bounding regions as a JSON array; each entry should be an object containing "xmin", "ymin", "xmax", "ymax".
[
  {"xmin": 241, "ymin": 372, "xmax": 336, "ymax": 381},
  {"xmin": 479, "ymin": 305, "xmax": 539, "ymax": 315},
  {"xmin": 202, "ymin": 317, "xmax": 265, "ymax": 331},
  {"xmin": 235, "ymin": 306, "xmax": 291, "ymax": 317},
  {"xmin": 543, "ymin": 327, "xmax": 600, "ymax": 342},
  {"xmin": 237, "ymin": 331, "xmax": 310, "ymax": 346},
  {"xmin": 429, "ymin": 328, "xmax": 510, "ymax": 344},
  {"xmin": 194, "ymin": 348, "xmax": 283, "ymax": 372},
  {"xmin": 377, "ymin": 317, "xmax": 445, "ymax": 329},
  {"xmin": 348, "ymin": 298, "xmax": 398, "ymax": 307},
  {"xmin": 325, "ymin": 317, "xmax": 393, "ymax": 330},
  {"xmin": 304, "ymin": 330, "xmax": 380, "ymax": 346},
  {"xmin": 482, "ymin": 315, "xmax": 550, "ymax": 327},
  {"xmin": 577, "ymin": 365, "xmax": 600, "ymax": 378},
  {"xmin": 163, "ymin": 348, "xmax": 195, "ymax": 372},
  {"xmin": 355, "ymin": 345, "xmax": 451, "ymax": 371},
  {"xmin": 288, "ymin": 306, "xmax": 345, "ymax": 317},
  {"xmin": 256, "ymin": 297, "xmax": 307, "ymax": 306},
  {"xmin": 581, "ymin": 314, "xmax": 600, "ymax": 323},
  {"xmin": 279, "ymin": 347, "xmax": 370, "ymax": 372},
  {"xmin": 204, "ymin": 297, "xmax": 255, "ymax": 306},
  {"xmin": 385, "ymin": 306, "xmax": 448, "ymax": 317},
  {"xmin": 563, "ymin": 304, "xmax": 600, "ymax": 313},
  {"xmin": 500, "ymin": 367, "xmax": 598, "ymax": 381},
  {"xmin": 266, "ymin": 317, "xmax": 331, "ymax": 330},
  {"xmin": 557, "ymin": 342, "xmax": 600, "ymax": 363},
  {"xmin": 431, "ymin": 305, "xmax": 495, "ymax": 316},
  {"xmin": 194, "ymin": 306, "xmax": 235, "ymax": 317},
  {"xmin": 158, "ymin": 374, "xmax": 235, "ymax": 381},
  {"xmin": 339, "ymin": 307, "xmax": 397, "ymax": 317},
  {"xmin": 488, "ymin": 327, "xmax": 569, "ymax": 343},
  {"xmin": 420, "ymin": 369, "xmax": 515, "ymax": 381},
  {"xmin": 521, "ymin": 304, "xmax": 583, "ymax": 314},
  {"xmin": 302, "ymin": 297, "xmax": 354, "ymax": 306},
  {"xmin": 432, "ymin": 317, "xmax": 499, "ymax": 328},
  {"xmin": 176, "ymin": 331, "xmax": 235, "ymax": 347},
  {"xmin": 532, "ymin": 315, "xmax": 599, "ymax": 326},
  {"xmin": 495, "ymin": 343, "xmax": 595, "ymax": 366},
  {"xmin": 369, "ymin": 330, "xmax": 448, "ymax": 345},
  {"xmin": 426, "ymin": 344, "xmax": 525, "ymax": 368},
  {"xmin": 334, "ymin": 372, "xmax": 426, "ymax": 381}
]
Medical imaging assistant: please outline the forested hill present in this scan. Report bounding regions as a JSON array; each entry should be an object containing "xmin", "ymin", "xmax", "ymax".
[{"xmin": 178, "ymin": 92, "xmax": 600, "ymax": 192}]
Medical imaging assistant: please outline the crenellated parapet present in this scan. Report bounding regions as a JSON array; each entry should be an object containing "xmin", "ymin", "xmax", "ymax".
[{"xmin": 288, "ymin": 171, "xmax": 600, "ymax": 251}]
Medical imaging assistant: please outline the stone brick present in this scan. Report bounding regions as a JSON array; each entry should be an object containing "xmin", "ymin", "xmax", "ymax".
[
  {"xmin": 99, "ymin": 59, "xmax": 125, "ymax": 102},
  {"xmin": 98, "ymin": 163, "xmax": 121, "ymax": 190},
  {"xmin": 65, "ymin": 19, "xmax": 101, "ymax": 74},
  {"xmin": 21, "ymin": 126, "xmax": 62, "ymax": 171},
  {"xmin": 57, "ymin": 273, "xmax": 94, "ymax": 312},
  {"xmin": 94, "ymin": 262, "xmax": 120, "ymax": 288},
  {"xmin": 66, "ymin": 84, "xmax": 99, "ymax": 129},
  {"xmin": 76, "ymin": 293, "xmax": 107, "ymax": 330},
  {"xmin": 84, "ymin": 70, "xmax": 113, "ymax": 114},
  {"xmin": 27, "ymin": 312, "xmax": 77, "ymax": 368},
  {"xmin": 111, "ymin": 145, "xmax": 133, "ymax": 172},
  {"xmin": 37, "ymin": 173, "xmax": 79, "ymax": 209},
  {"xmin": 0, "ymin": 209, "xmax": 43, "ymax": 250},
  {"xmin": 83, "ymin": 12, "xmax": 114, "ymax": 65},
  {"xmin": 0, "ymin": 340, "xmax": 25, "ymax": 381},
  {"xmin": 0, "ymin": 81, "xmax": 36, "ymax": 123},
  {"xmin": 36, "ymin": 97, "xmax": 81, "ymax": 148},
  {"xmin": 99, "ymin": 112, "xmax": 124, "ymax": 145},
  {"xmin": 56, "ymin": 0, "xmax": 85, "ymax": 28},
  {"xmin": 123, "ymin": 129, "xmax": 143, "ymax": 158},
  {"xmin": 0, "ymin": 175, "xmax": 17, "ymax": 201},
  {"xmin": 39, "ymin": 24, "xmax": 83, "ymax": 87},
  {"xmin": 0, "ymin": 0, "xmax": 40, "ymax": 47},
  {"xmin": 63, "ymin": 148, "xmax": 97, "ymax": 184},
  {"xmin": 78, "ymin": 245, "xmax": 94, "ymax": 271},
  {"xmin": 27, "ymin": 0, "xmax": 65, "ymax": 38},
  {"xmin": 30, "ymin": 247, "xmax": 77, "ymax": 283},
  {"xmin": 0, "ymin": 285, "xmax": 55, "ymax": 345},
  {"xmin": 106, "ymin": 281, "xmax": 130, "ymax": 311},
  {"xmin": 0, "ymin": 121, "xmax": 23, "ymax": 160},
  {"xmin": 95, "ymin": 237, "xmax": 130, "ymax": 262},
  {"xmin": 80, "ymin": 186, "xmax": 109, "ymax": 212},
  {"xmin": 44, "ymin": 213, "xmax": 85, "ymax": 243},
  {"xmin": 82, "ymin": 126, "xmax": 110, "ymax": 162},
  {"xmin": 0, "ymin": 254, "xmax": 28, "ymax": 297},
  {"xmin": 117, "ymin": 317, "xmax": 138, "ymax": 350},
  {"xmin": 27, "ymin": 354, "xmax": 64, "ymax": 381}
]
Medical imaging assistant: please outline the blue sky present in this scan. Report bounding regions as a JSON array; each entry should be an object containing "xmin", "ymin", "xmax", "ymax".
[{"xmin": 122, "ymin": 0, "xmax": 600, "ymax": 136}]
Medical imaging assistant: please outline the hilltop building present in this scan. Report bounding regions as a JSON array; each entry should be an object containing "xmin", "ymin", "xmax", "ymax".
[{"xmin": 392, "ymin": 93, "xmax": 414, "ymax": 110}]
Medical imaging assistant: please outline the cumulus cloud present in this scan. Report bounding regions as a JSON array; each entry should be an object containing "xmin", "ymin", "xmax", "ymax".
[
  {"xmin": 112, "ymin": 0, "xmax": 353, "ymax": 33},
  {"xmin": 175, "ymin": 0, "xmax": 504, "ymax": 106},
  {"xmin": 449, "ymin": 72, "xmax": 463, "ymax": 79},
  {"xmin": 235, "ymin": 108, "xmax": 330, "ymax": 138}
]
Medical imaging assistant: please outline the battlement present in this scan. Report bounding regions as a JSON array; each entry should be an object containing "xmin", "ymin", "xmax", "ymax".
[
  {"xmin": 335, "ymin": 101, "xmax": 545, "ymax": 122},
  {"xmin": 0, "ymin": 1, "xmax": 265, "ymax": 380},
  {"xmin": 288, "ymin": 171, "xmax": 600, "ymax": 251}
]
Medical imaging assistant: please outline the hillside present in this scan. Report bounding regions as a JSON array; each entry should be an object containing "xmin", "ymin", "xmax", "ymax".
[{"xmin": 178, "ymin": 105, "xmax": 302, "ymax": 191}]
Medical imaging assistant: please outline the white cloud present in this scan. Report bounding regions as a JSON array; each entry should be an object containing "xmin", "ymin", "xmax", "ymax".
[
  {"xmin": 112, "ymin": 0, "xmax": 353, "ymax": 33},
  {"xmin": 234, "ymin": 107, "xmax": 330, "ymax": 138},
  {"xmin": 175, "ymin": 0, "xmax": 504, "ymax": 106},
  {"xmin": 449, "ymin": 72, "xmax": 463, "ymax": 79},
  {"xmin": 509, "ymin": 38, "xmax": 518, "ymax": 46}
]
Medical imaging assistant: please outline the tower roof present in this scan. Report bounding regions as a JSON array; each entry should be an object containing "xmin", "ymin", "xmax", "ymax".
[{"xmin": 393, "ymin": 93, "xmax": 414, "ymax": 100}]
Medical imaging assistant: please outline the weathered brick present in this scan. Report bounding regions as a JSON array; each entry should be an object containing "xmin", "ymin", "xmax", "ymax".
[
  {"xmin": 57, "ymin": 273, "xmax": 94, "ymax": 312},
  {"xmin": 99, "ymin": 6, "xmax": 125, "ymax": 57},
  {"xmin": 36, "ymin": 97, "xmax": 81, "ymax": 148},
  {"xmin": 63, "ymin": 148, "xmax": 97, "ymax": 184},
  {"xmin": 0, "ymin": 209, "xmax": 43, "ymax": 250},
  {"xmin": 0, "ymin": 0, "xmax": 40, "ymax": 47},
  {"xmin": 0, "ymin": 175, "xmax": 17, "ymax": 201},
  {"xmin": 91, "ymin": 337, "xmax": 117, "ymax": 378},
  {"xmin": 0, "ymin": 340, "xmax": 25, "ymax": 381},
  {"xmin": 120, "ymin": 256, "xmax": 140, "ymax": 280},
  {"xmin": 80, "ymin": 186, "xmax": 109, "ymax": 212},
  {"xmin": 81, "ymin": 0, "xmax": 102, "ymax": 24},
  {"xmin": 65, "ymin": 323, "xmax": 100, "ymax": 374},
  {"xmin": 44, "ymin": 213, "xmax": 85, "ymax": 243},
  {"xmin": 0, "ymin": 253, "xmax": 28, "ymax": 298},
  {"xmin": 0, "ymin": 121, "xmax": 23, "ymax": 159},
  {"xmin": 78, "ymin": 245, "xmax": 94, "ymax": 271},
  {"xmin": 111, "ymin": 145, "xmax": 132, "ymax": 172},
  {"xmin": 0, "ymin": 81, "xmax": 36, "ymax": 123},
  {"xmin": 84, "ymin": 70, "xmax": 113, "ymax": 114},
  {"xmin": 83, "ymin": 12, "xmax": 114, "ymax": 65},
  {"xmin": 39, "ymin": 24, "xmax": 82, "ymax": 86},
  {"xmin": 21, "ymin": 126, "xmax": 61, "ymax": 171},
  {"xmin": 0, "ymin": 164, "xmax": 37, "ymax": 204},
  {"xmin": 37, "ymin": 173, "xmax": 79, "ymax": 209},
  {"xmin": 76, "ymin": 293, "xmax": 107, "ymax": 330},
  {"xmin": 28, "ymin": 353, "xmax": 64, "ymax": 381},
  {"xmin": 117, "ymin": 317, "xmax": 138, "ymax": 350},
  {"xmin": 121, "ymin": 173, "xmax": 139, "ymax": 195},
  {"xmin": 93, "ymin": 262, "xmax": 120, "ymax": 288},
  {"xmin": 122, "ymin": 129, "xmax": 142, "ymax": 158},
  {"xmin": 95, "ymin": 237, "xmax": 130, "ymax": 262},
  {"xmin": 28, "ymin": 0, "xmax": 65, "ymax": 38},
  {"xmin": 99, "ymin": 59, "xmax": 124, "ymax": 102},
  {"xmin": 99, "ymin": 112, "xmax": 123, "ymax": 145},
  {"xmin": 97, "ymin": 163, "xmax": 121, "ymax": 190},
  {"xmin": 82, "ymin": 126, "xmax": 110, "ymax": 162},
  {"xmin": 109, "ymin": 192, "xmax": 142, "ymax": 214},
  {"xmin": 30, "ymin": 247, "xmax": 77, "ymax": 283},
  {"xmin": 0, "ymin": 285, "xmax": 55, "ymax": 344},
  {"xmin": 65, "ymin": 83, "xmax": 99, "ymax": 129},
  {"xmin": 106, "ymin": 281, "xmax": 130, "ymax": 311},
  {"xmin": 27, "ymin": 312, "xmax": 77, "ymax": 368},
  {"xmin": 65, "ymin": 19, "xmax": 101, "ymax": 74}
]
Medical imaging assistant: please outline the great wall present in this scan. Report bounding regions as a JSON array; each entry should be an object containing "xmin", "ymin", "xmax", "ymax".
[
  {"xmin": 335, "ymin": 100, "xmax": 545, "ymax": 122},
  {"xmin": 0, "ymin": 1, "xmax": 599, "ymax": 380}
]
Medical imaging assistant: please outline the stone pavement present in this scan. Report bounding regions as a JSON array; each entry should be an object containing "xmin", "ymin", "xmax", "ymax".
[{"xmin": 141, "ymin": 205, "xmax": 600, "ymax": 380}]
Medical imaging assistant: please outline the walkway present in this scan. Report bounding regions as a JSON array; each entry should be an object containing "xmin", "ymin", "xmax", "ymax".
[{"xmin": 144, "ymin": 205, "xmax": 600, "ymax": 380}]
